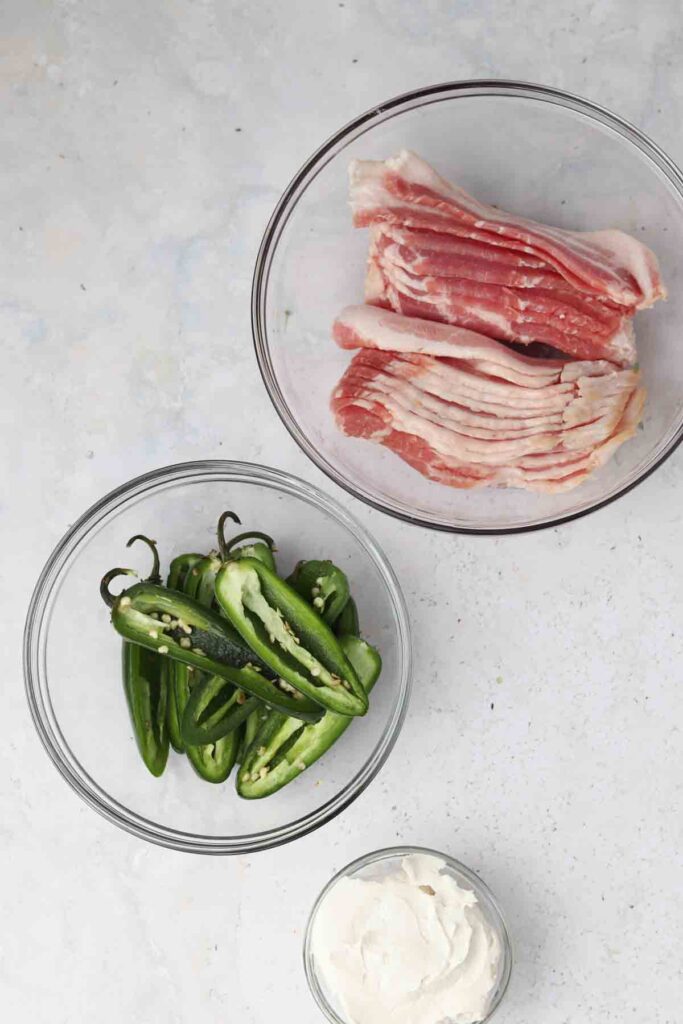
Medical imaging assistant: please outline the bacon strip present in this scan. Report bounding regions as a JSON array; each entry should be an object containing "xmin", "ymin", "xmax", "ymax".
[
  {"xmin": 332, "ymin": 152, "xmax": 659, "ymax": 491},
  {"xmin": 350, "ymin": 151, "xmax": 665, "ymax": 309},
  {"xmin": 368, "ymin": 248, "xmax": 637, "ymax": 365},
  {"xmin": 333, "ymin": 305, "xmax": 618, "ymax": 386},
  {"xmin": 330, "ymin": 308, "xmax": 645, "ymax": 492}
]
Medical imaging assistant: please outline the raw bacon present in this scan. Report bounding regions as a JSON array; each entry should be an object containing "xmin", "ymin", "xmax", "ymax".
[
  {"xmin": 333, "ymin": 305, "xmax": 616, "ymax": 386},
  {"xmin": 330, "ymin": 306, "xmax": 645, "ymax": 493},
  {"xmin": 364, "ymin": 252, "xmax": 638, "ymax": 365},
  {"xmin": 351, "ymin": 151, "xmax": 665, "ymax": 309},
  {"xmin": 327, "ymin": 151, "xmax": 660, "ymax": 493}
]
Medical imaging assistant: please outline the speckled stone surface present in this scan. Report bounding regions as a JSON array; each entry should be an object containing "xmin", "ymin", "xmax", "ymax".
[{"xmin": 3, "ymin": 2, "xmax": 683, "ymax": 1021}]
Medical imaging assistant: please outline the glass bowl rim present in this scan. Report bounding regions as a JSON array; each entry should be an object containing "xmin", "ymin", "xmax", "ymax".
[
  {"xmin": 251, "ymin": 77, "xmax": 683, "ymax": 535},
  {"xmin": 23, "ymin": 459, "xmax": 412, "ymax": 855},
  {"xmin": 303, "ymin": 843, "xmax": 513, "ymax": 1024}
]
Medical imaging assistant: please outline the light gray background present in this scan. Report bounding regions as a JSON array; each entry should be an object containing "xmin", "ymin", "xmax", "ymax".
[{"xmin": 3, "ymin": 2, "xmax": 681, "ymax": 1021}]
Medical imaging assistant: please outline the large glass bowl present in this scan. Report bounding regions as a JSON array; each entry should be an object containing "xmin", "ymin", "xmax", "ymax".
[
  {"xmin": 252, "ymin": 80, "xmax": 683, "ymax": 533},
  {"xmin": 304, "ymin": 846, "xmax": 512, "ymax": 1024},
  {"xmin": 23, "ymin": 461, "xmax": 411, "ymax": 854}
]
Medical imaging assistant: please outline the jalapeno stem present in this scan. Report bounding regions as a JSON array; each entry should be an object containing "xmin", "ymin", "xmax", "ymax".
[
  {"xmin": 216, "ymin": 510, "xmax": 242, "ymax": 559},
  {"xmin": 222, "ymin": 531, "xmax": 276, "ymax": 559},
  {"xmin": 126, "ymin": 534, "xmax": 161, "ymax": 584},
  {"xmin": 100, "ymin": 567, "xmax": 138, "ymax": 608}
]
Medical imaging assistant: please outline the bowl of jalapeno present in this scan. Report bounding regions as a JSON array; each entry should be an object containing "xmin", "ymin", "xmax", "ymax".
[{"xmin": 24, "ymin": 461, "xmax": 411, "ymax": 854}]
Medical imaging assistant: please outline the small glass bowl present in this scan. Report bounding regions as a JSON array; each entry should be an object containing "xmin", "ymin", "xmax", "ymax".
[
  {"xmin": 23, "ymin": 461, "xmax": 411, "ymax": 854},
  {"xmin": 253, "ymin": 80, "xmax": 683, "ymax": 533},
  {"xmin": 304, "ymin": 845, "xmax": 512, "ymax": 1024}
]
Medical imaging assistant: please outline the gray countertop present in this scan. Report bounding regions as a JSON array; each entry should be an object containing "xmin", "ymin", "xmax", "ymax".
[{"xmin": 4, "ymin": 1, "xmax": 682, "ymax": 1021}]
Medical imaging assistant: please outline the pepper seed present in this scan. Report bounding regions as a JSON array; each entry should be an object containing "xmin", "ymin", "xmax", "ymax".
[{"xmin": 158, "ymin": 645, "xmax": 169, "ymax": 655}]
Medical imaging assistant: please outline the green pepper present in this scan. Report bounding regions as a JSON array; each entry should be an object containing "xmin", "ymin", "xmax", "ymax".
[
  {"xmin": 165, "ymin": 552, "xmax": 206, "ymax": 752},
  {"xmin": 179, "ymin": 541, "xmax": 244, "ymax": 783},
  {"xmin": 237, "ymin": 704, "xmax": 267, "ymax": 763},
  {"xmin": 181, "ymin": 674, "xmax": 259, "ymax": 745},
  {"xmin": 166, "ymin": 551, "xmax": 206, "ymax": 751},
  {"xmin": 167, "ymin": 552, "xmax": 204, "ymax": 592},
  {"xmin": 334, "ymin": 596, "xmax": 359, "ymax": 638},
  {"xmin": 185, "ymin": 551, "xmax": 223, "ymax": 610},
  {"xmin": 288, "ymin": 559, "xmax": 350, "ymax": 627},
  {"xmin": 186, "ymin": 733, "xmax": 238, "ymax": 784},
  {"xmin": 120, "ymin": 535, "xmax": 169, "ymax": 777},
  {"xmin": 122, "ymin": 640, "xmax": 169, "ymax": 777},
  {"xmin": 214, "ymin": 558, "xmax": 368, "ymax": 717},
  {"xmin": 237, "ymin": 635, "xmax": 381, "ymax": 798},
  {"xmin": 167, "ymin": 658, "xmax": 190, "ymax": 754},
  {"xmin": 100, "ymin": 573, "xmax": 323, "ymax": 722},
  {"xmin": 172, "ymin": 516, "xmax": 276, "ymax": 756},
  {"xmin": 166, "ymin": 551, "xmax": 221, "ymax": 755}
]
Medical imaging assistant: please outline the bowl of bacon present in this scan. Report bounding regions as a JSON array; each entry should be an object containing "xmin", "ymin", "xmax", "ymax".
[{"xmin": 252, "ymin": 81, "xmax": 683, "ymax": 532}]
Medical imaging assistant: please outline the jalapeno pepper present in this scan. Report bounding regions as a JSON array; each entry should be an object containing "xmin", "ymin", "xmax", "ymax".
[
  {"xmin": 237, "ymin": 634, "xmax": 381, "ymax": 798},
  {"xmin": 169, "ymin": 520, "xmax": 281, "ymax": 751},
  {"xmin": 288, "ymin": 559, "xmax": 350, "ymax": 627},
  {"xmin": 120, "ymin": 535, "xmax": 169, "ymax": 777},
  {"xmin": 185, "ymin": 551, "xmax": 223, "ymax": 610},
  {"xmin": 123, "ymin": 640, "xmax": 169, "ymax": 777},
  {"xmin": 165, "ymin": 552, "xmax": 206, "ymax": 752},
  {"xmin": 186, "ymin": 732, "xmax": 238, "ymax": 784},
  {"xmin": 214, "ymin": 558, "xmax": 368, "ymax": 717},
  {"xmin": 181, "ymin": 674, "xmax": 260, "ymax": 745},
  {"xmin": 179, "ymin": 545, "xmax": 245, "ymax": 783},
  {"xmin": 237, "ymin": 704, "xmax": 268, "ymax": 764},
  {"xmin": 167, "ymin": 552, "xmax": 204, "ymax": 592},
  {"xmin": 167, "ymin": 657, "xmax": 190, "ymax": 753},
  {"xmin": 334, "ymin": 595, "xmax": 359, "ymax": 638},
  {"xmin": 168, "ymin": 553, "xmax": 221, "ymax": 754},
  {"xmin": 100, "ymin": 574, "xmax": 323, "ymax": 721}
]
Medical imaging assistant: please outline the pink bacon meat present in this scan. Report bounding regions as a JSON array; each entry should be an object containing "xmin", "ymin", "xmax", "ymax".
[
  {"xmin": 350, "ymin": 151, "xmax": 665, "ymax": 310},
  {"xmin": 330, "ymin": 306, "xmax": 645, "ymax": 492},
  {"xmin": 368, "ymin": 226, "xmax": 637, "ymax": 364},
  {"xmin": 351, "ymin": 151, "xmax": 664, "ymax": 365}
]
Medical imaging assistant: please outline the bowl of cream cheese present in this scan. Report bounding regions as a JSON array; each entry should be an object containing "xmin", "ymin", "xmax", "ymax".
[{"xmin": 304, "ymin": 846, "xmax": 512, "ymax": 1024}]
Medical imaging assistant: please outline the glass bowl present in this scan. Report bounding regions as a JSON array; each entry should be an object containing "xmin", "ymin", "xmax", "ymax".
[
  {"xmin": 252, "ymin": 80, "xmax": 683, "ymax": 533},
  {"xmin": 23, "ymin": 461, "xmax": 411, "ymax": 854},
  {"xmin": 304, "ymin": 845, "xmax": 512, "ymax": 1024}
]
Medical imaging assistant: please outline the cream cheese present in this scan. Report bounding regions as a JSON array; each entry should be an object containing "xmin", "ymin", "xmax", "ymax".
[{"xmin": 310, "ymin": 853, "xmax": 502, "ymax": 1024}]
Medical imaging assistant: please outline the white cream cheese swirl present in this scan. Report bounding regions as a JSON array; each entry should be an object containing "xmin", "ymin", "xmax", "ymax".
[{"xmin": 310, "ymin": 853, "xmax": 502, "ymax": 1024}]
